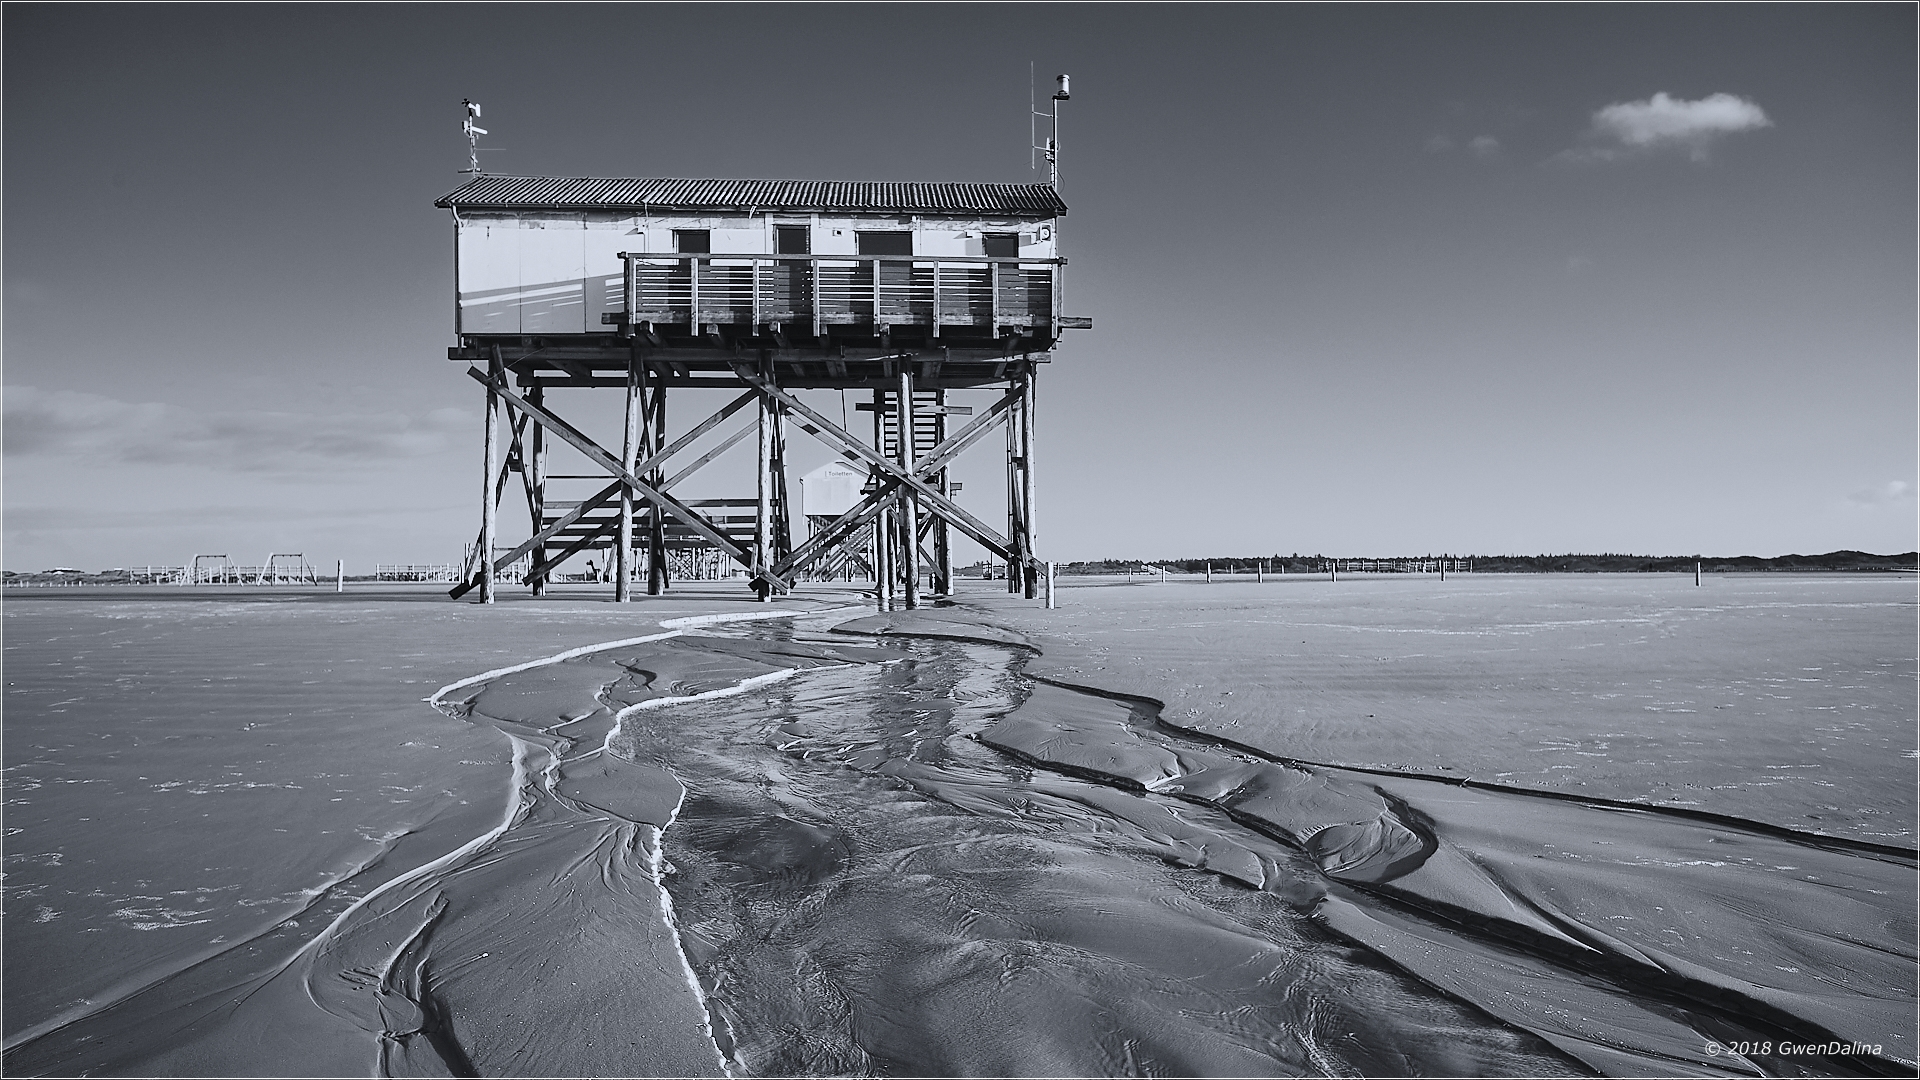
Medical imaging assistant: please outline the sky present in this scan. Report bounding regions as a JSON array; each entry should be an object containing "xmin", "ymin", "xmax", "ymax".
[{"xmin": 5, "ymin": 4, "xmax": 1915, "ymax": 572}]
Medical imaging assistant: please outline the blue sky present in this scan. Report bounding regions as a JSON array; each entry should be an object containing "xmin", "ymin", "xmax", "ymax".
[{"xmin": 5, "ymin": 5, "xmax": 1913, "ymax": 571}]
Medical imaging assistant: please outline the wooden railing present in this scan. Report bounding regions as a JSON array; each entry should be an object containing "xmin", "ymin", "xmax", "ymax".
[{"xmin": 615, "ymin": 252, "xmax": 1063, "ymax": 336}]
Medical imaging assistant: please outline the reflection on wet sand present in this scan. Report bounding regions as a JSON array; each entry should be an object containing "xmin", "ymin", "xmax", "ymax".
[{"xmin": 8, "ymin": 601, "xmax": 1912, "ymax": 1077}]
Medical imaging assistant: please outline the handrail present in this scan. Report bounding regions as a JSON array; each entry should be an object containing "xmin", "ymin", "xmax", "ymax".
[
  {"xmin": 613, "ymin": 251, "xmax": 1063, "ymax": 333},
  {"xmin": 617, "ymin": 251, "xmax": 1064, "ymax": 265}
]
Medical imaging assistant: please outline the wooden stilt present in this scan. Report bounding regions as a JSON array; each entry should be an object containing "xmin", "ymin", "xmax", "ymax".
[
  {"xmin": 480, "ymin": 347, "xmax": 502, "ymax": 604},
  {"xmin": 755, "ymin": 373, "xmax": 773, "ymax": 602},
  {"xmin": 1019, "ymin": 368, "xmax": 1038, "ymax": 600},
  {"xmin": 872, "ymin": 389, "xmax": 892, "ymax": 607},
  {"xmin": 934, "ymin": 389, "xmax": 952, "ymax": 595},
  {"xmin": 768, "ymin": 376, "xmax": 792, "ymax": 592},
  {"xmin": 529, "ymin": 385, "xmax": 549, "ymax": 596},
  {"xmin": 1007, "ymin": 386, "xmax": 1022, "ymax": 595},
  {"xmin": 617, "ymin": 351, "xmax": 640, "ymax": 602},
  {"xmin": 877, "ymin": 506, "xmax": 894, "ymax": 607},
  {"xmin": 648, "ymin": 377, "xmax": 667, "ymax": 594},
  {"xmin": 899, "ymin": 369, "xmax": 920, "ymax": 609}
]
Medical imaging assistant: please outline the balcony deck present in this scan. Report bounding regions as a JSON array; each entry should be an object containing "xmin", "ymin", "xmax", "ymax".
[
  {"xmin": 454, "ymin": 252, "xmax": 1088, "ymax": 390},
  {"xmin": 616, "ymin": 253, "xmax": 1061, "ymax": 334}
]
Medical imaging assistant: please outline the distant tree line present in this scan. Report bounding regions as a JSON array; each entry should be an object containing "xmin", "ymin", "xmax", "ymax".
[{"xmin": 1050, "ymin": 550, "xmax": 1918, "ymax": 576}]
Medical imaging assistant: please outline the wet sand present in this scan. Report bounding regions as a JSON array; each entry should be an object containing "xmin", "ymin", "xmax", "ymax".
[{"xmin": 4, "ymin": 575, "xmax": 1913, "ymax": 1076}]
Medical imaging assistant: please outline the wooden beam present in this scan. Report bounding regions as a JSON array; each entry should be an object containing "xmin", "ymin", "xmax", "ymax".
[
  {"xmin": 528, "ymin": 385, "xmax": 549, "ymax": 596},
  {"xmin": 755, "ymin": 376, "xmax": 772, "ymax": 601},
  {"xmin": 1021, "ymin": 368, "xmax": 1039, "ymax": 599},
  {"xmin": 524, "ymin": 518, "xmax": 619, "ymax": 587},
  {"xmin": 735, "ymin": 370, "xmax": 1016, "ymax": 561},
  {"xmin": 647, "ymin": 381, "xmax": 667, "ymax": 595},
  {"xmin": 663, "ymin": 421, "xmax": 753, "ymax": 494},
  {"xmin": 617, "ymin": 351, "xmax": 641, "ymax": 602},
  {"xmin": 450, "ymin": 480, "xmax": 623, "ymax": 599},
  {"xmin": 898, "ymin": 368, "xmax": 919, "ymax": 609},
  {"xmin": 464, "ymin": 366, "xmax": 770, "ymax": 580},
  {"xmin": 633, "ymin": 390, "xmax": 754, "ymax": 479},
  {"xmin": 480, "ymin": 347, "xmax": 502, "ymax": 603}
]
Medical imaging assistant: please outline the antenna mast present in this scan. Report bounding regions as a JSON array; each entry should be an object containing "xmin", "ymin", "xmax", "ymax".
[
  {"xmin": 461, "ymin": 99, "xmax": 487, "ymax": 175},
  {"xmin": 1030, "ymin": 70, "xmax": 1070, "ymax": 189}
]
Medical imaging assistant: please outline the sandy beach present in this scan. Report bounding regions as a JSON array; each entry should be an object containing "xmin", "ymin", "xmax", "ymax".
[{"xmin": 4, "ymin": 574, "xmax": 1913, "ymax": 1076}]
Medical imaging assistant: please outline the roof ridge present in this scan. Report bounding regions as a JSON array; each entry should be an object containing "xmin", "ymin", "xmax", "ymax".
[
  {"xmin": 433, "ymin": 176, "xmax": 1066, "ymax": 214},
  {"xmin": 439, "ymin": 174, "xmax": 1057, "ymax": 186}
]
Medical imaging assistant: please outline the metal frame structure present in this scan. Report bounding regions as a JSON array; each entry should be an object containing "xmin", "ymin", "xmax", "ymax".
[{"xmin": 438, "ymin": 177, "xmax": 1088, "ymax": 608}]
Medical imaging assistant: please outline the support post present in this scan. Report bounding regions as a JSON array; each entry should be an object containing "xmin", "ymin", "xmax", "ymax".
[
  {"xmin": 647, "ymin": 377, "xmax": 667, "ymax": 594},
  {"xmin": 1019, "ymin": 367, "xmax": 1038, "ymax": 599},
  {"xmin": 529, "ymin": 385, "xmax": 549, "ymax": 596},
  {"xmin": 1045, "ymin": 561, "xmax": 1055, "ymax": 609},
  {"xmin": 617, "ymin": 352, "xmax": 641, "ymax": 601},
  {"xmin": 1007, "ymin": 381, "xmax": 1023, "ymax": 595},
  {"xmin": 898, "ymin": 370, "xmax": 920, "ymax": 609},
  {"xmin": 873, "ymin": 389, "xmax": 893, "ymax": 608},
  {"xmin": 479, "ymin": 348, "xmax": 502, "ymax": 604},
  {"xmin": 336, "ymin": 559, "xmax": 343, "ymax": 593},
  {"xmin": 877, "ymin": 506, "xmax": 894, "ymax": 607},
  {"xmin": 755, "ymin": 374, "xmax": 773, "ymax": 602},
  {"xmin": 934, "ymin": 389, "xmax": 952, "ymax": 595}
]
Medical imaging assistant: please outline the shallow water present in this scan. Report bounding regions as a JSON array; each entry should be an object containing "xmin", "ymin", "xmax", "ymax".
[{"xmin": 5, "ymin": 582, "xmax": 1914, "ymax": 1076}]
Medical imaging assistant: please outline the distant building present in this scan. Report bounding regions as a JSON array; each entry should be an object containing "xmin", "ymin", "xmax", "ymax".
[{"xmin": 799, "ymin": 460, "xmax": 866, "ymax": 523}]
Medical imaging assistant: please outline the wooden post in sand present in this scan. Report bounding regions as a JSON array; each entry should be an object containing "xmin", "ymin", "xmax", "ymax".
[
  {"xmin": 646, "ymin": 373, "xmax": 667, "ymax": 595},
  {"xmin": 1695, "ymin": 560, "xmax": 1702, "ymax": 586},
  {"xmin": 336, "ymin": 560, "xmax": 343, "ymax": 592},
  {"xmin": 479, "ymin": 347, "xmax": 502, "ymax": 604},
  {"xmin": 754, "ymin": 374, "xmax": 773, "ymax": 603},
  {"xmin": 1205, "ymin": 562, "xmax": 1213, "ymax": 584},
  {"xmin": 529, "ymin": 384, "xmax": 549, "ymax": 596},
  {"xmin": 618, "ymin": 351, "xmax": 641, "ymax": 602},
  {"xmin": 1257, "ymin": 560, "xmax": 1264, "ymax": 584},
  {"xmin": 1045, "ymin": 561, "xmax": 1056, "ymax": 609},
  {"xmin": 898, "ymin": 369, "xmax": 920, "ymax": 610}
]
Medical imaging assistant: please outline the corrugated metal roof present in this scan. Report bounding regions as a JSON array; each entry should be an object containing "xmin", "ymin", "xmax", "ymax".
[{"xmin": 434, "ymin": 176, "xmax": 1067, "ymax": 216}]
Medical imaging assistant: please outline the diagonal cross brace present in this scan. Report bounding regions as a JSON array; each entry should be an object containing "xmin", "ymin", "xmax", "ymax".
[
  {"xmin": 449, "ymin": 400, "xmax": 764, "ymax": 598},
  {"xmin": 449, "ymin": 479, "xmax": 623, "ymax": 599},
  {"xmin": 909, "ymin": 384, "xmax": 1018, "ymax": 477},
  {"xmin": 768, "ymin": 390, "xmax": 1020, "ymax": 579},
  {"xmin": 465, "ymin": 367, "xmax": 780, "ymax": 586},
  {"xmin": 734, "ymin": 370, "xmax": 1016, "ymax": 562},
  {"xmin": 524, "ymin": 516, "xmax": 619, "ymax": 586},
  {"xmin": 773, "ymin": 481, "xmax": 907, "ymax": 580}
]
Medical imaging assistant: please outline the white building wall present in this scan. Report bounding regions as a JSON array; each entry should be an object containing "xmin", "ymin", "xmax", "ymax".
[
  {"xmin": 799, "ymin": 461, "xmax": 867, "ymax": 520},
  {"xmin": 455, "ymin": 210, "xmax": 1058, "ymax": 333}
]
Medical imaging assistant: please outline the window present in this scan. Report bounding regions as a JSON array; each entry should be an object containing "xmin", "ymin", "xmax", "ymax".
[
  {"xmin": 856, "ymin": 231, "xmax": 913, "ymax": 257},
  {"xmin": 982, "ymin": 232, "xmax": 1019, "ymax": 258},
  {"xmin": 674, "ymin": 229, "xmax": 711, "ymax": 254},
  {"xmin": 774, "ymin": 225, "xmax": 811, "ymax": 255}
]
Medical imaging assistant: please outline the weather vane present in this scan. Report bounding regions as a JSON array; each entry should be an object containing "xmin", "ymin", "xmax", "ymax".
[
  {"xmin": 462, "ymin": 99, "xmax": 487, "ymax": 175},
  {"xmin": 1030, "ymin": 67, "xmax": 1070, "ymax": 188}
]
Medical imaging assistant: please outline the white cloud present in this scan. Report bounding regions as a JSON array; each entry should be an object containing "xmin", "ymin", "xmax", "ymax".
[
  {"xmin": 1847, "ymin": 480, "xmax": 1915, "ymax": 506},
  {"xmin": 1583, "ymin": 92, "xmax": 1771, "ymax": 162},
  {"xmin": 3, "ymin": 386, "xmax": 469, "ymax": 472},
  {"xmin": 1468, "ymin": 135, "xmax": 1501, "ymax": 158}
]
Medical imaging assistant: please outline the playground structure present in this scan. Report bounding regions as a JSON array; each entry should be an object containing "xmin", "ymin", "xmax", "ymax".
[{"xmin": 254, "ymin": 553, "xmax": 317, "ymax": 586}]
